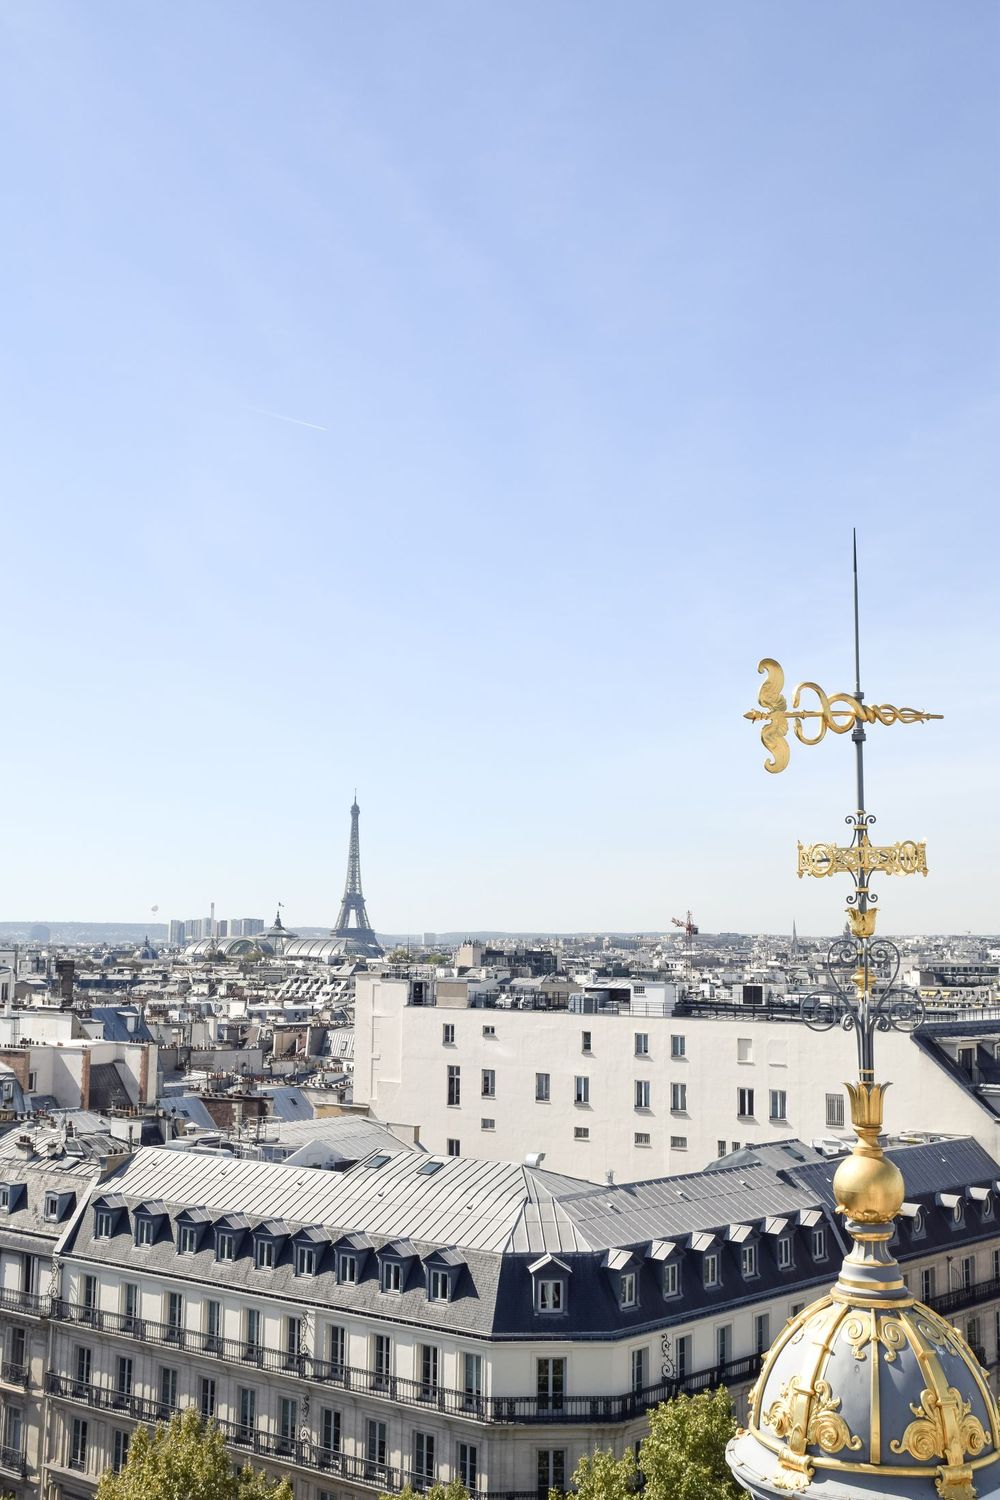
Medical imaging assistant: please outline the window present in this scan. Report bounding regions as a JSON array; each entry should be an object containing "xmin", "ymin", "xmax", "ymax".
[
  {"xmin": 670, "ymin": 1035, "xmax": 686, "ymax": 1058},
  {"xmin": 777, "ymin": 1237, "xmax": 793, "ymax": 1270},
  {"xmin": 769, "ymin": 1089, "xmax": 787, "ymax": 1121},
  {"xmin": 953, "ymin": 1201, "xmax": 965, "ymax": 1227},
  {"xmin": 328, "ymin": 1324, "xmax": 346, "ymax": 1376},
  {"xmin": 463, "ymin": 1351, "xmax": 483, "ymax": 1406},
  {"xmin": 278, "ymin": 1396, "xmax": 298, "ymax": 1454},
  {"xmin": 538, "ymin": 1449, "xmax": 566, "ymax": 1498},
  {"xmin": 44, "ymin": 1192, "xmax": 59, "ymax": 1222},
  {"xmin": 216, "ymin": 1232, "xmax": 235, "ymax": 1262},
  {"xmin": 921, "ymin": 1267, "xmax": 937, "ymax": 1301},
  {"xmin": 166, "ymin": 1291, "xmax": 183, "ymax": 1337},
  {"xmin": 754, "ymin": 1313, "xmax": 770, "ymax": 1353},
  {"xmin": 74, "ymin": 1344, "xmax": 92, "ymax": 1392},
  {"xmin": 458, "ymin": 1442, "xmax": 478, "ymax": 1490},
  {"xmin": 483, "ymin": 1023, "xmax": 496, "ymax": 1037},
  {"xmin": 582, "ymin": 1031, "xmax": 592, "ymax": 1053},
  {"xmin": 716, "ymin": 1323, "xmax": 732, "ymax": 1365},
  {"xmin": 81, "ymin": 1273, "xmax": 96, "ymax": 1317},
  {"xmin": 481, "ymin": 1117, "xmax": 495, "ymax": 1131},
  {"xmin": 366, "ymin": 1418, "xmax": 388, "ymax": 1480},
  {"xmin": 635, "ymin": 1080, "xmax": 651, "ymax": 1110},
  {"xmin": 295, "ymin": 1243, "xmax": 318, "ymax": 1276},
  {"xmin": 912, "ymin": 1207, "xmax": 925, "ymax": 1238},
  {"xmin": 737, "ymin": 1037, "xmax": 753, "ymax": 1063},
  {"xmin": 811, "ymin": 1227, "xmax": 827, "ymax": 1260},
  {"xmin": 703, "ymin": 1252, "xmax": 720, "ymax": 1288},
  {"xmin": 963, "ymin": 1256, "xmax": 976, "ymax": 1290},
  {"xmin": 442, "ymin": 1024, "xmax": 455, "ymax": 1045},
  {"xmin": 635, "ymin": 1132, "xmax": 651, "ymax": 1146},
  {"xmin": 537, "ymin": 1357, "xmax": 566, "ymax": 1413},
  {"xmin": 574, "ymin": 1126, "xmax": 590, "ymax": 1141},
  {"xmin": 135, "ymin": 1216, "xmax": 154, "ymax": 1246},
  {"xmin": 737, "ymin": 1087, "xmax": 755, "ymax": 1118},
  {"xmin": 635, "ymin": 1032, "xmax": 649, "ymax": 1056},
  {"xmin": 670, "ymin": 1082, "xmax": 687, "ymax": 1112},
  {"xmin": 70, "ymin": 1417, "xmax": 88, "ymax": 1471},
  {"xmin": 238, "ymin": 1387, "xmax": 256, "ymax": 1439},
  {"xmin": 114, "ymin": 1355, "xmax": 133, "ymax": 1399},
  {"xmin": 158, "ymin": 1365, "xmax": 177, "ymax": 1416},
  {"xmin": 428, "ymin": 1269, "xmax": 450, "ymax": 1302},
  {"xmin": 574, "ymin": 1075, "xmax": 590, "ymax": 1105},
  {"xmin": 338, "ymin": 1252, "xmax": 357, "ymax": 1284},
  {"xmin": 675, "ymin": 1334, "xmax": 691, "ymax": 1380},
  {"xmin": 199, "ymin": 1376, "xmax": 216, "ymax": 1419},
  {"xmin": 381, "ymin": 1260, "xmax": 403, "ymax": 1293},
  {"xmin": 741, "ymin": 1243, "xmax": 758, "ymax": 1278},
  {"xmin": 373, "ymin": 1333, "xmax": 392, "ymax": 1390},
  {"xmin": 205, "ymin": 1299, "xmax": 221, "ymax": 1349},
  {"xmin": 717, "ymin": 1140, "xmax": 727, "ymax": 1157},
  {"xmin": 122, "ymin": 1282, "xmax": 140, "ymax": 1333},
  {"xmin": 790, "ymin": 1301, "xmax": 805, "ymax": 1317},
  {"xmin": 620, "ymin": 1271, "xmax": 637, "ymax": 1308},
  {"xmin": 535, "ymin": 1073, "xmax": 550, "ymax": 1102},
  {"xmin": 285, "ymin": 1315, "xmax": 303, "ymax": 1367},
  {"xmin": 244, "ymin": 1307, "xmax": 262, "ymax": 1356},
  {"xmin": 0, "ymin": 1186, "xmax": 8, "ymax": 1213},
  {"xmin": 536, "ymin": 1278, "xmax": 564, "ymax": 1313},
  {"xmin": 254, "ymin": 1238, "xmax": 275, "ymax": 1270},
  {"xmin": 112, "ymin": 1430, "xmax": 130, "ymax": 1473},
  {"xmin": 481, "ymin": 1068, "xmax": 496, "ymax": 1098},
  {"xmin": 447, "ymin": 1065, "xmax": 461, "ymax": 1107},
  {"xmin": 670, "ymin": 1135, "xmax": 688, "ymax": 1149},
  {"xmin": 826, "ymin": 1093, "xmax": 845, "ymax": 1128},
  {"xmin": 447, "ymin": 1138, "xmax": 460, "ymax": 1156},
  {"xmin": 320, "ymin": 1407, "xmax": 341, "ymax": 1458},
  {"xmin": 27, "ymin": 1071, "xmax": 36, "ymax": 1092},
  {"xmin": 622, "ymin": 1348, "xmax": 645, "ymax": 1399},
  {"xmin": 994, "ymin": 1249, "xmax": 1000, "ymax": 1282},
  {"xmin": 178, "ymin": 1225, "xmax": 197, "ymax": 1254},
  {"xmin": 419, "ymin": 1344, "xmax": 439, "ymax": 1399},
  {"xmin": 984, "ymin": 1193, "xmax": 995, "ymax": 1221},
  {"xmin": 663, "ymin": 1261, "xmax": 680, "ymax": 1298}
]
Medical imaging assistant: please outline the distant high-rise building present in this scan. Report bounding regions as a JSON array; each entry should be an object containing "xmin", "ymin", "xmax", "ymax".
[
  {"xmin": 423, "ymin": 933, "xmax": 438, "ymax": 947},
  {"xmin": 217, "ymin": 919, "xmax": 228, "ymax": 938},
  {"xmin": 168, "ymin": 920, "xmax": 186, "ymax": 945},
  {"xmin": 231, "ymin": 917, "xmax": 264, "ymax": 937}
]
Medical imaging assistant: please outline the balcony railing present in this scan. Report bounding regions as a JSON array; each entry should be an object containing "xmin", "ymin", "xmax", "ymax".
[
  {"xmin": 0, "ymin": 1361, "xmax": 28, "ymax": 1388},
  {"xmin": 925, "ymin": 1273, "xmax": 1000, "ymax": 1321},
  {"xmin": 0, "ymin": 1444, "xmax": 27, "ymax": 1477},
  {"xmin": 0, "ymin": 1287, "xmax": 48, "ymax": 1318}
]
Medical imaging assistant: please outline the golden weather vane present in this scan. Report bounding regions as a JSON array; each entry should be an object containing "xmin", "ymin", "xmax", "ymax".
[{"xmin": 744, "ymin": 657, "xmax": 942, "ymax": 775}]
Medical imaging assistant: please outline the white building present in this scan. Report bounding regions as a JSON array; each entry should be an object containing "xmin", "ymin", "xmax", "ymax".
[{"xmin": 354, "ymin": 975, "xmax": 1000, "ymax": 1179}]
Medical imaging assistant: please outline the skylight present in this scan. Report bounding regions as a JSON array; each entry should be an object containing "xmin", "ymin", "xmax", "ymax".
[
  {"xmin": 366, "ymin": 1154, "xmax": 391, "ymax": 1170},
  {"xmin": 416, "ymin": 1160, "xmax": 445, "ymax": 1176}
]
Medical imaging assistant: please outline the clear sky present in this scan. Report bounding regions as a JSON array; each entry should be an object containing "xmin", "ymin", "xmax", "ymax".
[{"xmin": 1, "ymin": 2, "xmax": 997, "ymax": 936}]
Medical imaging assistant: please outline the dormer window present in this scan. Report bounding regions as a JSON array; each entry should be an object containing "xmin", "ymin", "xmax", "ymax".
[
  {"xmin": 777, "ymin": 1237, "xmax": 793, "ymax": 1270},
  {"xmin": 912, "ymin": 1207, "xmax": 925, "ymax": 1238},
  {"xmin": 0, "ymin": 1186, "xmax": 8, "ymax": 1212},
  {"xmin": 428, "ymin": 1269, "xmax": 450, "ymax": 1302},
  {"xmin": 44, "ymin": 1193, "xmax": 59, "ymax": 1222},
  {"xmin": 662, "ymin": 1262, "xmax": 680, "ymax": 1299},
  {"xmin": 135, "ymin": 1217, "xmax": 154, "ymax": 1247},
  {"xmin": 381, "ymin": 1261, "xmax": 403, "ymax": 1293},
  {"xmin": 537, "ymin": 1279, "xmax": 564, "ymax": 1312},
  {"xmin": 216, "ymin": 1232, "xmax": 235, "ymax": 1262},
  {"xmin": 95, "ymin": 1210, "xmax": 113, "ymax": 1239},
  {"xmin": 811, "ymin": 1227, "xmax": 827, "ymax": 1260},
  {"xmin": 983, "ymin": 1194, "xmax": 994, "ymax": 1221},
  {"xmin": 620, "ymin": 1271, "xmax": 638, "ymax": 1309},
  {"xmin": 178, "ymin": 1226, "xmax": 198, "ymax": 1254},
  {"xmin": 254, "ymin": 1239, "xmax": 275, "ymax": 1270},
  {"xmin": 741, "ymin": 1243, "xmax": 758, "ymax": 1279},
  {"xmin": 295, "ymin": 1245, "xmax": 318, "ymax": 1277},
  {"xmin": 338, "ymin": 1253, "xmax": 357, "ymax": 1284},
  {"xmin": 703, "ymin": 1252, "xmax": 720, "ymax": 1288},
  {"xmin": 953, "ymin": 1202, "xmax": 965, "ymax": 1227}
]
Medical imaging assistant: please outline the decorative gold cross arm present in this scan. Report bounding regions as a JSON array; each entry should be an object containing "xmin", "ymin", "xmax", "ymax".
[
  {"xmin": 797, "ymin": 835, "xmax": 928, "ymax": 879},
  {"xmin": 745, "ymin": 659, "xmax": 942, "ymax": 773}
]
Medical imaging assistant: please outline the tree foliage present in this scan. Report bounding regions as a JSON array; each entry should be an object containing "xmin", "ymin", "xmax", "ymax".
[
  {"xmin": 96, "ymin": 1410, "xmax": 294, "ymax": 1500},
  {"xmin": 380, "ymin": 1483, "xmax": 470, "ymax": 1500},
  {"xmin": 556, "ymin": 1389, "xmax": 744, "ymax": 1500}
]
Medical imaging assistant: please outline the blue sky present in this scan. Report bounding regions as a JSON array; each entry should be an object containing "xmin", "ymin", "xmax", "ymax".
[{"xmin": 1, "ymin": 2, "xmax": 997, "ymax": 934}]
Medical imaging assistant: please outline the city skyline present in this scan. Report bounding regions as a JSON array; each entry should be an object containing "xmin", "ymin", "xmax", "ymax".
[{"xmin": 1, "ymin": 3, "xmax": 997, "ymax": 932}]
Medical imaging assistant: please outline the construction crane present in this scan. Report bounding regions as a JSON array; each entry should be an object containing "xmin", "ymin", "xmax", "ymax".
[{"xmin": 672, "ymin": 911, "xmax": 699, "ymax": 947}]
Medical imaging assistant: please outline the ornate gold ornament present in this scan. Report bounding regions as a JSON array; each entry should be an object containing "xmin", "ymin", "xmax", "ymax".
[
  {"xmin": 889, "ymin": 1386, "xmax": 991, "ymax": 1466},
  {"xmin": 763, "ymin": 1377, "xmax": 862, "ymax": 1457},
  {"xmin": 745, "ymin": 658, "xmax": 941, "ymax": 774},
  {"xmin": 797, "ymin": 834, "xmax": 928, "ymax": 880}
]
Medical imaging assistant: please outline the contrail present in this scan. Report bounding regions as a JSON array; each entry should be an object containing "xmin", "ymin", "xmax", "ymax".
[{"xmin": 245, "ymin": 405, "xmax": 328, "ymax": 431}]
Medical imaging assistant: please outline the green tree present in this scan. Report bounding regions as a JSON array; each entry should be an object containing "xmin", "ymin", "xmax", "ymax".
[
  {"xmin": 556, "ymin": 1389, "xmax": 744, "ymax": 1500},
  {"xmin": 380, "ymin": 1483, "xmax": 470, "ymax": 1500},
  {"xmin": 96, "ymin": 1410, "xmax": 294, "ymax": 1500}
]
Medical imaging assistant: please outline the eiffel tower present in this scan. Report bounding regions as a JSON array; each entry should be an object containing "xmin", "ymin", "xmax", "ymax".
[{"xmin": 332, "ymin": 796, "xmax": 383, "ymax": 956}]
